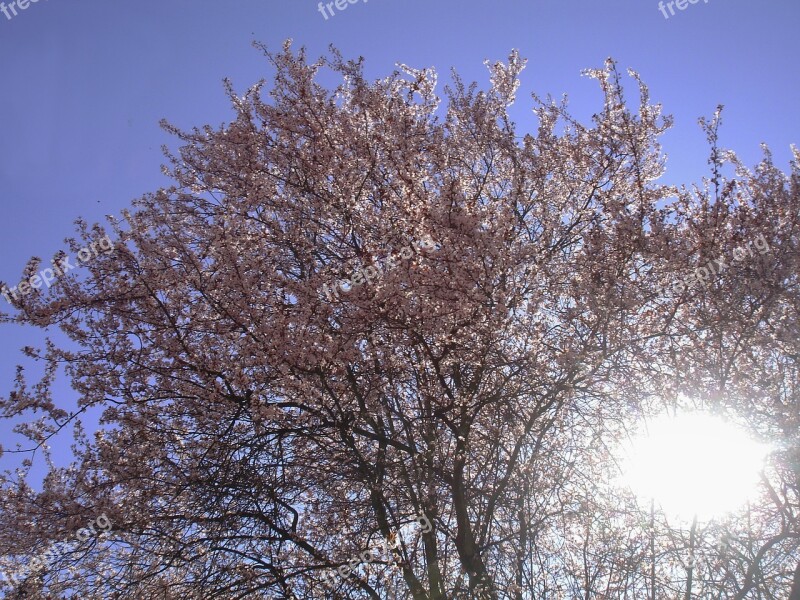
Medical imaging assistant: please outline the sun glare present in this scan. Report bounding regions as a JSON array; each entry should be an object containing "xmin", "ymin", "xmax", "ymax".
[{"xmin": 620, "ymin": 411, "xmax": 769, "ymax": 523}]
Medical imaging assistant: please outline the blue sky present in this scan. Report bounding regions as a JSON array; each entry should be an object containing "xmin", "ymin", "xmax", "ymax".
[{"xmin": 0, "ymin": 0, "xmax": 798, "ymax": 470}]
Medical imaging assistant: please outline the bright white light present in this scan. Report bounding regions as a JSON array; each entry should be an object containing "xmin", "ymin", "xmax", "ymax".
[{"xmin": 620, "ymin": 412, "xmax": 768, "ymax": 523}]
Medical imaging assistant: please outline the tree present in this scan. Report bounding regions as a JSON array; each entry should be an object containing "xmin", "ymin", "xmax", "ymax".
[{"xmin": 1, "ymin": 41, "xmax": 798, "ymax": 599}]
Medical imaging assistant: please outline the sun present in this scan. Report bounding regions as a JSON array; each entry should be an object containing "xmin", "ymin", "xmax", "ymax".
[{"xmin": 619, "ymin": 411, "xmax": 769, "ymax": 523}]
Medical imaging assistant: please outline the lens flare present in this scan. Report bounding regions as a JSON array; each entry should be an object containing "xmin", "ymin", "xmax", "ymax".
[{"xmin": 620, "ymin": 412, "xmax": 768, "ymax": 522}]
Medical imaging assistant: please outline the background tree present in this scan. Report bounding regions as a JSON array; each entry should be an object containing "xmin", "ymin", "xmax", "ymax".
[{"xmin": 1, "ymin": 42, "xmax": 798, "ymax": 599}]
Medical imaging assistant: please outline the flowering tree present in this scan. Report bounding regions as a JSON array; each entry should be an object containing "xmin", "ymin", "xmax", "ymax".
[{"xmin": 1, "ymin": 42, "xmax": 798, "ymax": 599}]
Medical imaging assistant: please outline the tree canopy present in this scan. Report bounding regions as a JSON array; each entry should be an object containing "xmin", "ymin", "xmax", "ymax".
[{"xmin": 1, "ymin": 41, "xmax": 799, "ymax": 599}]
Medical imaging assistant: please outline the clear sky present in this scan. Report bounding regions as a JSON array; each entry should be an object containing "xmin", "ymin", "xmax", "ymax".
[{"xmin": 0, "ymin": 0, "xmax": 798, "ymax": 471}]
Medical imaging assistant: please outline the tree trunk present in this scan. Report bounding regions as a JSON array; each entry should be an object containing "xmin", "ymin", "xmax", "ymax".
[{"xmin": 789, "ymin": 563, "xmax": 800, "ymax": 600}]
